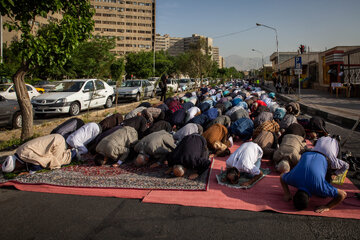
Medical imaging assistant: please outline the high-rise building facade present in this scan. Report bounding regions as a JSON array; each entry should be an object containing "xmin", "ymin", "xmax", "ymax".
[
  {"xmin": 155, "ymin": 34, "xmax": 215, "ymax": 57},
  {"xmin": 90, "ymin": 0, "xmax": 156, "ymax": 56},
  {"xmin": 155, "ymin": 33, "xmax": 224, "ymax": 65},
  {"xmin": 3, "ymin": 1, "xmax": 156, "ymax": 56},
  {"xmin": 213, "ymin": 46, "xmax": 224, "ymax": 68}
]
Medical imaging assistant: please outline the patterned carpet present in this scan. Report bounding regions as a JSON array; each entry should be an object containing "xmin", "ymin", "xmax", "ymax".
[
  {"xmin": 0, "ymin": 159, "xmax": 212, "ymax": 191},
  {"xmin": 216, "ymin": 168, "xmax": 271, "ymax": 189}
]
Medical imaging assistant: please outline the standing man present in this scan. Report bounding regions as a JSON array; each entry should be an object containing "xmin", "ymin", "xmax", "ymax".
[{"xmin": 159, "ymin": 74, "xmax": 168, "ymax": 102}]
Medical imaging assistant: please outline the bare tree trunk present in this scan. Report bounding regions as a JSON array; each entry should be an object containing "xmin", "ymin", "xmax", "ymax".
[{"xmin": 13, "ymin": 64, "xmax": 33, "ymax": 140}]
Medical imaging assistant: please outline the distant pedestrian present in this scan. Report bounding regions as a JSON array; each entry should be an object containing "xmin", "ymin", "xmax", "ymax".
[
  {"xmin": 275, "ymin": 79, "xmax": 282, "ymax": 93},
  {"xmin": 159, "ymin": 74, "xmax": 168, "ymax": 102}
]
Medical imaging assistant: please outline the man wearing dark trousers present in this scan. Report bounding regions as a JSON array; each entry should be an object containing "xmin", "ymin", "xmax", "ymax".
[{"xmin": 159, "ymin": 74, "xmax": 168, "ymax": 102}]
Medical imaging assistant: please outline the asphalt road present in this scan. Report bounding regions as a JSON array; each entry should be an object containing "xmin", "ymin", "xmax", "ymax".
[{"xmin": 0, "ymin": 188, "xmax": 359, "ymax": 240}]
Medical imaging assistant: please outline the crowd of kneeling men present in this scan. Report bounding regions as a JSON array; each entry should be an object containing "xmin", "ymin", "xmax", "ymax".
[{"xmin": 1, "ymin": 80, "xmax": 349, "ymax": 213}]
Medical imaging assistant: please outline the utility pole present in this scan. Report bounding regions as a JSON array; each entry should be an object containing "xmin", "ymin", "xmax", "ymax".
[
  {"xmin": 153, "ymin": 41, "xmax": 156, "ymax": 77},
  {"xmin": 307, "ymin": 46, "xmax": 310, "ymax": 79},
  {"xmin": 0, "ymin": 15, "xmax": 3, "ymax": 64}
]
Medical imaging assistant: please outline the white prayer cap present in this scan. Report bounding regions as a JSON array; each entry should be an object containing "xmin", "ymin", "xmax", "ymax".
[{"xmin": 2, "ymin": 155, "xmax": 16, "ymax": 173}]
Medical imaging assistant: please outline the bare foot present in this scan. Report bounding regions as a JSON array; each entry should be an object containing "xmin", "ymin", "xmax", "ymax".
[
  {"xmin": 112, "ymin": 163, "xmax": 120, "ymax": 168},
  {"xmin": 150, "ymin": 162, "xmax": 161, "ymax": 168},
  {"xmin": 188, "ymin": 173, "xmax": 199, "ymax": 180},
  {"xmin": 18, "ymin": 172, "xmax": 29, "ymax": 176}
]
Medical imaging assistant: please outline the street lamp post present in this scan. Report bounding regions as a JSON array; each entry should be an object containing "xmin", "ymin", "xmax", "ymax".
[
  {"xmin": 256, "ymin": 23, "xmax": 279, "ymax": 76},
  {"xmin": 252, "ymin": 48, "xmax": 265, "ymax": 81}
]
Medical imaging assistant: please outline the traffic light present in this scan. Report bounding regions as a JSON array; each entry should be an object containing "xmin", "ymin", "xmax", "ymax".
[{"xmin": 299, "ymin": 45, "xmax": 305, "ymax": 54}]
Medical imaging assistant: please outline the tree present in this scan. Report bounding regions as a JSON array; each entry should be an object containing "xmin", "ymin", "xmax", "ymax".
[
  {"xmin": 69, "ymin": 37, "xmax": 116, "ymax": 79},
  {"xmin": 154, "ymin": 50, "xmax": 175, "ymax": 77},
  {"xmin": 110, "ymin": 58, "xmax": 125, "ymax": 82},
  {"xmin": 110, "ymin": 58, "xmax": 125, "ymax": 106},
  {"xmin": 0, "ymin": 43, "xmax": 21, "ymax": 79},
  {"xmin": 0, "ymin": 0, "xmax": 94, "ymax": 140},
  {"xmin": 125, "ymin": 51, "xmax": 153, "ymax": 79},
  {"xmin": 176, "ymin": 39, "xmax": 213, "ymax": 80}
]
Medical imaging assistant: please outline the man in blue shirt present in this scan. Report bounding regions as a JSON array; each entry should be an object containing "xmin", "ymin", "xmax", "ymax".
[{"xmin": 280, "ymin": 151, "xmax": 347, "ymax": 213}]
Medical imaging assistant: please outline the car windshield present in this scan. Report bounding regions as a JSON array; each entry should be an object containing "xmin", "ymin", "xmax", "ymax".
[
  {"xmin": 0, "ymin": 84, "xmax": 11, "ymax": 92},
  {"xmin": 179, "ymin": 79, "xmax": 189, "ymax": 83},
  {"xmin": 51, "ymin": 81, "xmax": 84, "ymax": 92},
  {"xmin": 123, "ymin": 81, "xmax": 141, "ymax": 87}
]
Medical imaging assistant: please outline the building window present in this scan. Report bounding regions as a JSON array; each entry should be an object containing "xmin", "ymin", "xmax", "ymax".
[
  {"xmin": 103, "ymin": 21, "xmax": 117, "ymax": 25},
  {"xmin": 95, "ymin": 28, "xmax": 101, "ymax": 31},
  {"xmin": 104, "ymin": 6, "xmax": 117, "ymax": 10},
  {"xmin": 103, "ymin": 13, "xmax": 116, "ymax": 17},
  {"xmin": 117, "ymin": 22, "xmax": 125, "ymax": 25},
  {"xmin": 117, "ymin": 29, "xmax": 125, "ymax": 33},
  {"xmin": 126, "ymin": 29, "xmax": 132, "ymax": 33},
  {"xmin": 103, "ymin": 28, "xmax": 116, "ymax": 32}
]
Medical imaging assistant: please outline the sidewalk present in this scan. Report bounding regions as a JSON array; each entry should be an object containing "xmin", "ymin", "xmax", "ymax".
[{"xmin": 262, "ymin": 83, "xmax": 360, "ymax": 131}]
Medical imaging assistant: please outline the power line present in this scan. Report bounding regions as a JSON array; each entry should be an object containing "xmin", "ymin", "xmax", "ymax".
[{"xmin": 212, "ymin": 26, "xmax": 258, "ymax": 39}]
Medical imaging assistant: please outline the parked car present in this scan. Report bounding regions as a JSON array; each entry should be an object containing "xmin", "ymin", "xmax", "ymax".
[
  {"xmin": 117, "ymin": 79, "xmax": 155, "ymax": 101},
  {"xmin": 0, "ymin": 83, "xmax": 40, "ymax": 100},
  {"xmin": 34, "ymin": 80, "xmax": 57, "ymax": 93},
  {"xmin": 31, "ymin": 79, "xmax": 114, "ymax": 116},
  {"xmin": 35, "ymin": 87, "xmax": 46, "ymax": 94},
  {"xmin": 148, "ymin": 77, "xmax": 160, "ymax": 86},
  {"xmin": 106, "ymin": 80, "xmax": 117, "ymax": 92},
  {"xmin": 155, "ymin": 78, "xmax": 179, "ymax": 94},
  {"xmin": 0, "ymin": 95, "xmax": 25, "ymax": 129},
  {"xmin": 192, "ymin": 78, "xmax": 201, "ymax": 88},
  {"xmin": 167, "ymin": 78, "xmax": 180, "ymax": 92},
  {"xmin": 178, "ymin": 79, "xmax": 193, "ymax": 91}
]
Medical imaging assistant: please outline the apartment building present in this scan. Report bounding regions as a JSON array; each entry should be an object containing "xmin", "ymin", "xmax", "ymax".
[
  {"xmin": 155, "ymin": 33, "xmax": 221, "ymax": 62},
  {"xmin": 91, "ymin": 0, "xmax": 156, "ymax": 55},
  {"xmin": 213, "ymin": 46, "xmax": 224, "ymax": 68},
  {"xmin": 3, "ymin": 13, "xmax": 63, "ymax": 44},
  {"xmin": 3, "ymin": 1, "xmax": 156, "ymax": 56}
]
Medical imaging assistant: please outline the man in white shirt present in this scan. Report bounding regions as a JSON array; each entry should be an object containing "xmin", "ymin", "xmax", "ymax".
[
  {"xmin": 224, "ymin": 142, "xmax": 264, "ymax": 186},
  {"xmin": 185, "ymin": 106, "xmax": 201, "ymax": 122},
  {"xmin": 66, "ymin": 122, "xmax": 101, "ymax": 155}
]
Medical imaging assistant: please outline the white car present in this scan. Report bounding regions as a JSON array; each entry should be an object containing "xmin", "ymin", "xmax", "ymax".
[
  {"xmin": 32, "ymin": 79, "xmax": 114, "ymax": 116},
  {"xmin": 0, "ymin": 83, "xmax": 40, "ymax": 100},
  {"xmin": 117, "ymin": 79, "xmax": 155, "ymax": 101},
  {"xmin": 148, "ymin": 77, "xmax": 160, "ymax": 86},
  {"xmin": 178, "ymin": 79, "xmax": 193, "ymax": 91},
  {"xmin": 166, "ymin": 78, "xmax": 180, "ymax": 92}
]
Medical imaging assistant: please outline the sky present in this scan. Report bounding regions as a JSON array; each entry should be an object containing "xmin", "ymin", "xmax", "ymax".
[{"xmin": 156, "ymin": 0, "xmax": 360, "ymax": 59}]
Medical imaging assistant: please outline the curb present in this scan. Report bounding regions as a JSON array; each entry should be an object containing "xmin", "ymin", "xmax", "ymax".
[{"xmin": 262, "ymin": 85, "xmax": 360, "ymax": 131}]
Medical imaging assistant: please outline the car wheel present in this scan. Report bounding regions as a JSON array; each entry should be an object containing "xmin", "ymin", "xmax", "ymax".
[
  {"xmin": 104, "ymin": 97, "xmax": 113, "ymax": 108},
  {"xmin": 12, "ymin": 112, "xmax": 22, "ymax": 129},
  {"xmin": 135, "ymin": 93, "xmax": 140, "ymax": 102},
  {"xmin": 69, "ymin": 102, "xmax": 80, "ymax": 116}
]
